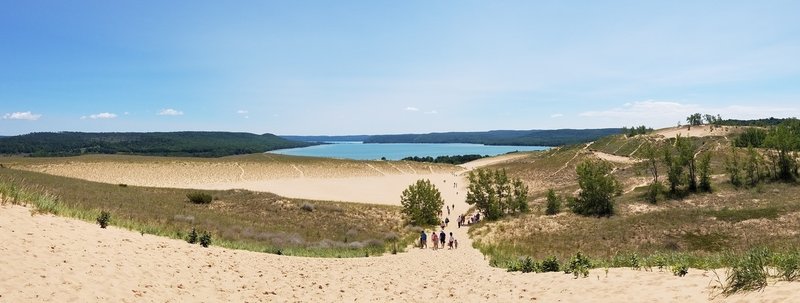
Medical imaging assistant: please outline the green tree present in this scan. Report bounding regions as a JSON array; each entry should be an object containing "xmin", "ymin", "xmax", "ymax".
[
  {"xmin": 745, "ymin": 146, "xmax": 764, "ymax": 187},
  {"xmin": 570, "ymin": 160, "xmax": 620, "ymax": 217},
  {"xmin": 698, "ymin": 152, "xmax": 712, "ymax": 192},
  {"xmin": 400, "ymin": 179, "xmax": 444, "ymax": 226},
  {"xmin": 726, "ymin": 147, "xmax": 743, "ymax": 188},
  {"xmin": 641, "ymin": 142, "xmax": 663, "ymax": 203},
  {"xmin": 686, "ymin": 113, "xmax": 703, "ymax": 130},
  {"xmin": 466, "ymin": 168, "xmax": 529, "ymax": 220},
  {"xmin": 676, "ymin": 135, "xmax": 698, "ymax": 192},
  {"xmin": 763, "ymin": 119, "xmax": 800, "ymax": 181},
  {"xmin": 664, "ymin": 145, "xmax": 684, "ymax": 193},
  {"xmin": 545, "ymin": 189, "xmax": 561, "ymax": 215}
]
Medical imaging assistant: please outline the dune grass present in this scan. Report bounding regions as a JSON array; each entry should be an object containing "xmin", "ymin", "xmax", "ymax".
[{"xmin": 0, "ymin": 167, "xmax": 413, "ymax": 257}]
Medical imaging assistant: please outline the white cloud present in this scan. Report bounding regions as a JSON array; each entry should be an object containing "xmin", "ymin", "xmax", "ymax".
[
  {"xmin": 578, "ymin": 100, "xmax": 799, "ymax": 128},
  {"xmin": 82, "ymin": 112, "xmax": 117, "ymax": 120},
  {"xmin": 124, "ymin": 112, "xmax": 130, "ymax": 115},
  {"xmin": 157, "ymin": 108, "xmax": 184, "ymax": 116},
  {"xmin": 424, "ymin": 110, "xmax": 438, "ymax": 115},
  {"xmin": 3, "ymin": 111, "xmax": 41, "ymax": 121},
  {"xmin": 236, "ymin": 110, "xmax": 248, "ymax": 114},
  {"xmin": 579, "ymin": 100, "xmax": 699, "ymax": 118},
  {"xmin": 404, "ymin": 107, "xmax": 419, "ymax": 112},
  {"xmin": 550, "ymin": 113, "xmax": 564, "ymax": 118}
]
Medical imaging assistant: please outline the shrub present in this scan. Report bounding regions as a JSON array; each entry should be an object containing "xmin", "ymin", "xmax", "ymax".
[
  {"xmin": 187, "ymin": 192, "xmax": 213, "ymax": 204},
  {"xmin": 301, "ymin": 202, "xmax": 315, "ymax": 212},
  {"xmin": 521, "ymin": 256, "xmax": 538, "ymax": 273},
  {"xmin": 571, "ymin": 160, "xmax": 619, "ymax": 217},
  {"xmin": 96, "ymin": 211, "xmax": 110, "ymax": 228},
  {"xmin": 545, "ymin": 189, "xmax": 561, "ymax": 215},
  {"xmin": 672, "ymin": 263, "xmax": 689, "ymax": 277},
  {"xmin": 199, "ymin": 231, "xmax": 212, "ymax": 248},
  {"xmin": 725, "ymin": 248, "xmax": 771, "ymax": 294},
  {"xmin": 118, "ymin": 183, "xmax": 128, "ymax": 187},
  {"xmin": 565, "ymin": 252, "xmax": 592, "ymax": 278},
  {"xmin": 645, "ymin": 182, "xmax": 663, "ymax": 204},
  {"xmin": 187, "ymin": 227, "xmax": 198, "ymax": 244},
  {"xmin": 541, "ymin": 256, "xmax": 560, "ymax": 272}
]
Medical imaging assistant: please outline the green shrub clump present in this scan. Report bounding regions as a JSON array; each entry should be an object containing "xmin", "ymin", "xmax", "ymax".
[
  {"xmin": 672, "ymin": 263, "xmax": 689, "ymax": 277},
  {"xmin": 96, "ymin": 211, "xmax": 111, "ymax": 228},
  {"xmin": 187, "ymin": 192, "xmax": 213, "ymax": 204},
  {"xmin": 187, "ymin": 227, "xmax": 198, "ymax": 244},
  {"xmin": 199, "ymin": 232, "xmax": 212, "ymax": 248},
  {"xmin": 565, "ymin": 252, "xmax": 592, "ymax": 278},
  {"xmin": 545, "ymin": 189, "xmax": 561, "ymax": 215},
  {"xmin": 541, "ymin": 256, "xmax": 560, "ymax": 272}
]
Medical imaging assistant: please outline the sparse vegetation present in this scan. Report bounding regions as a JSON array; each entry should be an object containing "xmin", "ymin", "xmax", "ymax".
[
  {"xmin": 96, "ymin": 211, "xmax": 110, "ymax": 228},
  {"xmin": 187, "ymin": 192, "xmax": 213, "ymax": 204},
  {"xmin": 621, "ymin": 125, "xmax": 653, "ymax": 137},
  {"xmin": 402, "ymin": 154, "xmax": 489, "ymax": 165},
  {"xmin": 0, "ymin": 168, "xmax": 411, "ymax": 258}
]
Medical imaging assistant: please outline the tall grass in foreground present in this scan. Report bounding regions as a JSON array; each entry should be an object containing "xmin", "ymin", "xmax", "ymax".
[
  {"xmin": 0, "ymin": 168, "xmax": 415, "ymax": 258},
  {"xmin": 474, "ymin": 237, "xmax": 800, "ymax": 294}
]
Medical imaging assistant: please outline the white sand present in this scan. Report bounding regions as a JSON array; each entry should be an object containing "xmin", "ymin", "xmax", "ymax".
[
  {"xmin": 653, "ymin": 125, "xmax": 729, "ymax": 139},
  {"xmin": 4, "ymin": 203, "xmax": 797, "ymax": 302}
]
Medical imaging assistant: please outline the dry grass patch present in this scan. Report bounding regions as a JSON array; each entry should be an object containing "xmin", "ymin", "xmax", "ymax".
[{"xmin": 0, "ymin": 167, "xmax": 412, "ymax": 257}]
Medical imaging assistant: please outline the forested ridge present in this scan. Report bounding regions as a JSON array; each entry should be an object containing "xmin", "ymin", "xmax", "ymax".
[
  {"xmin": 364, "ymin": 129, "xmax": 622, "ymax": 146},
  {"xmin": 0, "ymin": 131, "xmax": 314, "ymax": 157}
]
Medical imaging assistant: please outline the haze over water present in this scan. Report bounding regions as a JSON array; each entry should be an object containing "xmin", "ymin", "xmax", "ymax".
[{"xmin": 269, "ymin": 143, "xmax": 548, "ymax": 161}]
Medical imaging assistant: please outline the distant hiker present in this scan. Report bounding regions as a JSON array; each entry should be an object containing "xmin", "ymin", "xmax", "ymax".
[
  {"xmin": 439, "ymin": 230, "xmax": 446, "ymax": 247},
  {"xmin": 446, "ymin": 205, "xmax": 450, "ymax": 215},
  {"xmin": 445, "ymin": 217, "xmax": 450, "ymax": 226},
  {"xmin": 432, "ymin": 232, "xmax": 439, "ymax": 250},
  {"xmin": 448, "ymin": 232, "xmax": 454, "ymax": 249},
  {"xmin": 420, "ymin": 230, "xmax": 427, "ymax": 249}
]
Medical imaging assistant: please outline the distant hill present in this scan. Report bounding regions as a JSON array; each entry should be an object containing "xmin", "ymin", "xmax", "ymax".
[
  {"xmin": 720, "ymin": 117, "xmax": 790, "ymax": 127},
  {"xmin": 363, "ymin": 129, "xmax": 622, "ymax": 146},
  {"xmin": 281, "ymin": 135, "xmax": 371, "ymax": 142},
  {"xmin": 0, "ymin": 132, "xmax": 315, "ymax": 157}
]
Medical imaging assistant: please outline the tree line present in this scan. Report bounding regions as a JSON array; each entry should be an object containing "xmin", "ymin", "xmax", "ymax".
[
  {"xmin": 401, "ymin": 154, "xmax": 489, "ymax": 165},
  {"xmin": 0, "ymin": 132, "xmax": 313, "ymax": 157}
]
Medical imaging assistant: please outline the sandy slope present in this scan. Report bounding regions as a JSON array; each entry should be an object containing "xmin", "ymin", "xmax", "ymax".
[
  {"xmin": 3, "ymin": 155, "xmax": 798, "ymax": 302},
  {"xmin": 4, "ymin": 203, "xmax": 797, "ymax": 302},
  {"xmin": 653, "ymin": 125, "xmax": 729, "ymax": 139}
]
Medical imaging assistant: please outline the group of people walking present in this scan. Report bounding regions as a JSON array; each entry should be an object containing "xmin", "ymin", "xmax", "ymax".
[{"xmin": 419, "ymin": 229, "xmax": 458, "ymax": 250}]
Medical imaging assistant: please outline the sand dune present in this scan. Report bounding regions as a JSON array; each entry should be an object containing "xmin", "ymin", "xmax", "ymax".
[
  {"xmin": 653, "ymin": 125, "xmax": 730, "ymax": 139},
  {"xmin": 3, "ymin": 203, "xmax": 796, "ymax": 302},
  {"xmin": 3, "ymin": 155, "xmax": 798, "ymax": 301}
]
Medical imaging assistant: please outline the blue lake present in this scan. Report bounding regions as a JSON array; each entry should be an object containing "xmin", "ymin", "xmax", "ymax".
[{"xmin": 269, "ymin": 142, "xmax": 548, "ymax": 160}]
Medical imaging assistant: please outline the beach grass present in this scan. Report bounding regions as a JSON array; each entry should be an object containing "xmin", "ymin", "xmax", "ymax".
[{"xmin": 0, "ymin": 166, "xmax": 414, "ymax": 257}]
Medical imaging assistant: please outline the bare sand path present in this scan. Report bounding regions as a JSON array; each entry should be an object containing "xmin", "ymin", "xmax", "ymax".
[{"xmin": 6, "ymin": 203, "xmax": 795, "ymax": 302}]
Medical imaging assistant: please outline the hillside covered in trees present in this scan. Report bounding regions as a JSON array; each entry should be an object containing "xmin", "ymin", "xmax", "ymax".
[
  {"xmin": 0, "ymin": 132, "xmax": 314, "ymax": 157},
  {"xmin": 364, "ymin": 129, "xmax": 622, "ymax": 146}
]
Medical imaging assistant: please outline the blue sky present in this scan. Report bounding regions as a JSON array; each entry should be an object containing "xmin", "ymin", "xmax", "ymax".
[{"xmin": 2, "ymin": 1, "xmax": 799, "ymax": 136}]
